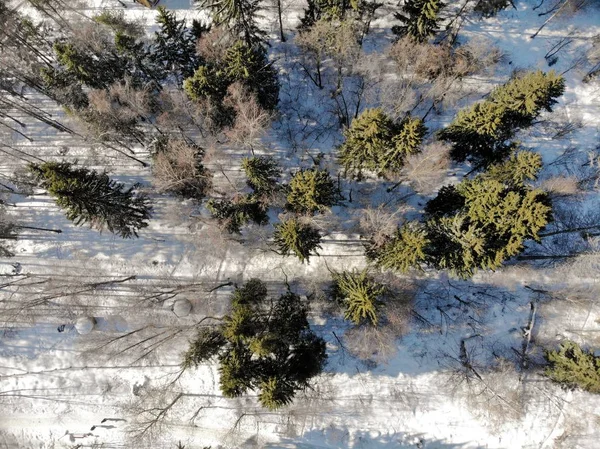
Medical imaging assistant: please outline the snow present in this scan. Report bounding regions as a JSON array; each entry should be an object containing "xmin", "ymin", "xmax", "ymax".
[{"xmin": 0, "ymin": 0, "xmax": 600, "ymax": 448}]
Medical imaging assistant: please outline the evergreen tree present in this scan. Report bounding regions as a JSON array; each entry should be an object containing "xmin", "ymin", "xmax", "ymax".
[
  {"xmin": 182, "ymin": 279, "xmax": 327, "ymax": 409},
  {"xmin": 152, "ymin": 6, "xmax": 201, "ymax": 81},
  {"xmin": 242, "ymin": 156, "xmax": 281, "ymax": 195},
  {"xmin": 286, "ymin": 168, "xmax": 341, "ymax": 214},
  {"xmin": 195, "ymin": 0, "xmax": 264, "ymax": 46},
  {"xmin": 338, "ymin": 108, "xmax": 397, "ymax": 179},
  {"xmin": 51, "ymin": 40, "xmax": 128, "ymax": 90},
  {"xmin": 207, "ymin": 193, "xmax": 269, "ymax": 234},
  {"xmin": 29, "ymin": 162, "xmax": 151, "ymax": 238},
  {"xmin": 330, "ymin": 269, "xmax": 384, "ymax": 326},
  {"xmin": 545, "ymin": 341, "xmax": 600, "ymax": 393},
  {"xmin": 392, "ymin": 0, "xmax": 445, "ymax": 43},
  {"xmin": 366, "ymin": 223, "xmax": 428, "ymax": 273},
  {"xmin": 338, "ymin": 108, "xmax": 425, "ymax": 179},
  {"xmin": 370, "ymin": 154, "xmax": 552, "ymax": 278},
  {"xmin": 273, "ymin": 218, "xmax": 322, "ymax": 263},
  {"xmin": 222, "ymin": 41, "xmax": 279, "ymax": 111},
  {"xmin": 183, "ymin": 41, "xmax": 279, "ymax": 125},
  {"xmin": 439, "ymin": 70, "xmax": 565, "ymax": 165}
]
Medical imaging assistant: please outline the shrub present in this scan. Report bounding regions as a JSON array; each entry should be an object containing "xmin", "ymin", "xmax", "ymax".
[{"xmin": 152, "ymin": 138, "xmax": 211, "ymax": 200}]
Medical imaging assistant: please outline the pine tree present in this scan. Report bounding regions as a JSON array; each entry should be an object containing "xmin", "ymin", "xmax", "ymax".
[
  {"xmin": 338, "ymin": 109, "xmax": 425, "ymax": 179},
  {"xmin": 182, "ymin": 279, "xmax": 327, "ymax": 409},
  {"xmin": 287, "ymin": 168, "xmax": 341, "ymax": 214},
  {"xmin": 392, "ymin": 0, "xmax": 445, "ymax": 43},
  {"xmin": 273, "ymin": 218, "xmax": 322, "ymax": 263},
  {"xmin": 29, "ymin": 162, "xmax": 151, "ymax": 238},
  {"xmin": 439, "ymin": 71, "xmax": 565, "ymax": 165},
  {"xmin": 242, "ymin": 156, "xmax": 281, "ymax": 194},
  {"xmin": 330, "ymin": 269, "xmax": 384, "ymax": 326},
  {"xmin": 545, "ymin": 341, "xmax": 600, "ymax": 393},
  {"xmin": 152, "ymin": 6, "xmax": 200, "ymax": 81}
]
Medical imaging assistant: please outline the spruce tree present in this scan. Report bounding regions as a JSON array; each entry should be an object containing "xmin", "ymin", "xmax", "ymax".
[
  {"xmin": 195, "ymin": 0, "xmax": 264, "ymax": 46},
  {"xmin": 545, "ymin": 341, "xmax": 600, "ymax": 393},
  {"xmin": 439, "ymin": 70, "xmax": 565, "ymax": 165},
  {"xmin": 29, "ymin": 162, "xmax": 151, "ymax": 238},
  {"xmin": 273, "ymin": 218, "xmax": 322, "ymax": 263},
  {"xmin": 370, "ymin": 153, "xmax": 552, "ymax": 278},
  {"xmin": 338, "ymin": 108, "xmax": 425, "ymax": 179},
  {"xmin": 392, "ymin": 0, "xmax": 445, "ymax": 43},
  {"xmin": 182, "ymin": 279, "xmax": 327, "ymax": 409},
  {"xmin": 286, "ymin": 168, "xmax": 341, "ymax": 214},
  {"xmin": 330, "ymin": 269, "xmax": 384, "ymax": 326},
  {"xmin": 207, "ymin": 193, "xmax": 268, "ymax": 234},
  {"xmin": 338, "ymin": 108, "xmax": 397, "ymax": 179},
  {"xmin": 242, "ymin": 156, "xmax": 281, "ymax": 195},
  {"xmin": 367, "ymin": 223, "xmax": 428, "ymax": 273},
  {"xmin": 152, "ymin": 6, "xmax": 200, "ymax": 81},
  {"xmin": 222, "ymin": 41, "xmax": 279, "ymax": 111}
]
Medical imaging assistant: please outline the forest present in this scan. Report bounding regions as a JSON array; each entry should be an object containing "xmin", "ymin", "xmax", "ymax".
[{"xmin": 0, "ymin": 0, "xmax": 599, "ymax": 447}]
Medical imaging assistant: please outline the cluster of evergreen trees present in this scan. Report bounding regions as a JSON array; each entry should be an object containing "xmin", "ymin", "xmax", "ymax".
[
  {"xmin": 182, "ymin": 279, "xmax": 327, "ymax": 409},
  {"xmin": 439, "ymin": 70, "xmax": 565, "ymax": 166},
  {"xmin": 366, "ymin": 151, "xmax": 552, "ymax": 278}
]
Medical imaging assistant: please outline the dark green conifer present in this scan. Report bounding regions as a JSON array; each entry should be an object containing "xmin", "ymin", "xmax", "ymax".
[
  {"xmin": 29, "ymin": 162, "xmax": 151, "ymax": 238},
  {"xmin": 330, "ymin": 269, "xmax": 384, "ymax": 326},
  {"xmin": 242, "ymin": 156, "xmax": 281, "ymax": 194},
  {"xmin": 392, "ymin": 0, "xmax": 445, "ymax": 43},
  {"xmin": 152, "ymin": 6, "xmax": 200, "ymax": 80}
]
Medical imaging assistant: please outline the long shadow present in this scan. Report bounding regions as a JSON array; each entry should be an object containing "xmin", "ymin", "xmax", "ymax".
[{"xmin": 265, "ymin": 429, "xmax": 476, "ymax": 449}]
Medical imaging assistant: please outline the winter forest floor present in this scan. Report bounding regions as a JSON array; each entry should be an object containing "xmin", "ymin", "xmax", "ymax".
[{"xmin": 1, "ymin": 0, "xmax": 600, "ymax": 448}]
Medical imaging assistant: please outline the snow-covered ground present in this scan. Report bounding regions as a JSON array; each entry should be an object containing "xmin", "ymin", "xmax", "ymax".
[{"xmin": 1, "ymin": 0, "xmax": 600, "ymax": 448}]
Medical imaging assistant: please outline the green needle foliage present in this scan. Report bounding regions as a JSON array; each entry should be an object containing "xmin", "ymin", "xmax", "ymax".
[
  {"xmin": 242, "ymin": 156, "xmax": 281, "ymax": 195},
  {"xmin": 195, "ymin": 0, "xmax": 264, "ymax": 46},
  {"xmin": 287, "ymin": 168, "xmax": 341, "ymax": 214},
  {"xmin": 273, "ymin": 218, "xmax": 322, "ymax": 263},
  {"xmin": 392, "ymin": 0, "xmax": 445, "ymax": 43},
  {"xmin": 207, "ymin": 194, "xmax": 269, "ymax": 234},
  {"xmin": 368, "ymin": 151, "xmax": 552, "ymax": 278},
  {"xmin": 184, "ymin": 41, "xmax": 279, "ymax": 126},
  {"xmin": 439, "ymin": 70, "xmax": 565, "ymax": 166},
  {"xmin": 152, "ymin": 6, "xmax": 201, "ymax": 81},
  {"xmin": 330, "ymin": 269, "xmax": 385, "ymax": 326},
  {"xmin": 182, "ymin": 279, "xmax": 327, "ymax": 409},
  {"xmin": 338, "ymin": 108, "xmax": 426, "ymax": 179},
  {"xmin": 366, "ymin": 223, "xmax": 429, "ymax": 273},
  {"xmin": 29, "ymin": 162, "xmax": 151, "ymax": 238},
  {"xmin": 545, "ymin": 341, "xmax": 600, "ymax": 393}
]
